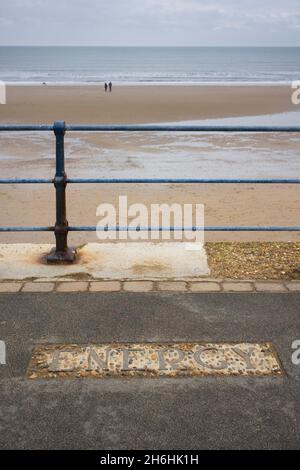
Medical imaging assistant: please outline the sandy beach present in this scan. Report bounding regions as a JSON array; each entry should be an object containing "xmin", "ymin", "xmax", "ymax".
[
  {"xmin": 0, "ymin": 85, "xmax": 299, "ymax": 244},
  {"xmin": 1, "ymin": 85, "xmax": 296, "ymax": 124}
]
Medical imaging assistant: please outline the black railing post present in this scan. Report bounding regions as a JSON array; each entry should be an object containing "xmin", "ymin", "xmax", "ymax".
[{"xmin": 47, "ymin": 121, "xmax": 75, "ymax": 264}]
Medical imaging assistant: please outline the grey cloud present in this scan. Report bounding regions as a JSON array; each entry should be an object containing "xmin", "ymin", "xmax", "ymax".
[{"xmin": 0, "ymin": 0, "xmax": 299, "ymax": 45}]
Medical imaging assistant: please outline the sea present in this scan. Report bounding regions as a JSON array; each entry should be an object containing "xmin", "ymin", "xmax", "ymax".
[
  {"xmin": 0, "ymin": 46, "xmax": 300, "ymax": 85},
  {"xmin": 1, "ymin": 46, "xmax": 300, "ymax": 181}
]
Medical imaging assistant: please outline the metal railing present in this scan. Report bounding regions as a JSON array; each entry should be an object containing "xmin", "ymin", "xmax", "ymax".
[{"xmin": 0, "ymin": 120, "xmax": 300, "ymax": 264}]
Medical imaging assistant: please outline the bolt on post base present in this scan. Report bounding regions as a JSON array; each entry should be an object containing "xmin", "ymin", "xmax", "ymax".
[{"xmin": 47, "ymin": 247, "xmax": 76, "ymax": 265}]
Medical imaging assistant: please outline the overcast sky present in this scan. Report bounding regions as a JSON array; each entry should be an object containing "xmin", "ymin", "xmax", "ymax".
[{"xmin": 1, "ymin": 0, "xmax": 300, "ymax": 46}]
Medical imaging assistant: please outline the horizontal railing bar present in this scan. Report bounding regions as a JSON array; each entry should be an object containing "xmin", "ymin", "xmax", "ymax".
[
  {"xmin": 0, "ymin": 179, "xmax": 53, "ymax": 184},
  {"xmin": 1, "ymin": 178, "xmax": 299, "ymax": 185},
  {"xmin": 67, "ymin": 178, "xmax": 300, "ymax": 184},
  {"xmin": 66, "ymin": 125, "xmax": 300, "ymax": 133},
  {"xmin": 0, "ymin": 125, "xmax": 53, "ymax": 132},
  {"xmin": 0, "ymin": 227, "xmax": 54, "ymax": 232},
  {"xmin": 69, "ymin": 227, "xmax": 204, "ymax": 232},
  {"xmin": 205, "ymin": 226, "xmax": 300, "ymax": 232},
  {"xmin": 1, "ymin": 226, "xmax": 300, "ymax": 232},
  {"xmin": 1, "ymin": 125, "xmax": 300, "ymax": 133},
  {"xmin": 0, "ymin": 178, "xmax": 299, "ymax": 185},
  {"xmin": 68, "ymin": 226, "xmax": 300, "ymax": 232}
]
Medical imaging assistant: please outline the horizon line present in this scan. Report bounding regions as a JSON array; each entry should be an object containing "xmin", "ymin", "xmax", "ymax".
[{"xmin": 1, "ymin": 44, "xmax": 300, "ymax": 48}]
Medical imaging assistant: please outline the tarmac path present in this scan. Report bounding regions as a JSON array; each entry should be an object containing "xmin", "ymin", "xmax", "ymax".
[{"xmin": 0, "ymin": 292, "xmax": 299, "ymax": 450}]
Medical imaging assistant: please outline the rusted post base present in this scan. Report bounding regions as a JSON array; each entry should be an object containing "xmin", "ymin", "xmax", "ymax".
[
  {"xmin": 47, "ymin": 246, "xmax": 76, "ymax": 265},
  {"xmin": 47, "ymin": 224, "xmax": 75, "ymax": 264}
]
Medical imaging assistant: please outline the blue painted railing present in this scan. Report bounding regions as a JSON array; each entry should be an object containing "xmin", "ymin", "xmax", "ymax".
[{"xmin": 0, "ymin": 121, "xmax": 299, "ymax": 263}]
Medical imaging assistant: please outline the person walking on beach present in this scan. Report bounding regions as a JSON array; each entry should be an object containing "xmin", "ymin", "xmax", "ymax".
[
  {"xmin": 109, "ymin": 81, "xmax": 112, "ymax": 92},
  {"xmin": 104, "ymin": 82, "xmax": 108, "ymax": 92}
]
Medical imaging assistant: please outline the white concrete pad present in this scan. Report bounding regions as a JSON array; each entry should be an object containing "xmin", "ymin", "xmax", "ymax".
[{"xmin": 0, "ymin": 243, "xmax": 210, "ymax": 281}]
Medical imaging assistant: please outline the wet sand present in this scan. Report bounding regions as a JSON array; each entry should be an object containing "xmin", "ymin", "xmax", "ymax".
[
  {"xmin": 0, "ymin": 85, "xmax": 296, "ymax": 124},
  {"xmin": 1, "ymin": 183, "xmax": 299, "ymax": 244},
  {"xmin": 0, "ymin": 85, "xmax": 299, "ymax": 244}
]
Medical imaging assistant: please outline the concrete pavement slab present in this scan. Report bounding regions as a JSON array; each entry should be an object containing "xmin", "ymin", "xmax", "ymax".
[{"xmin": 0, "ymin": 242, "xmax": 210, "ymax": 281}]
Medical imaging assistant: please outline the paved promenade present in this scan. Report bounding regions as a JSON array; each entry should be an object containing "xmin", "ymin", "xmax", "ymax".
[
  {"xmin": 0, "ymin": 291, "xmax": 299, "ymax": 449},
  {"xmin": 1, "ymin": 279, "xmax": 300, "ymax": 293}
]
